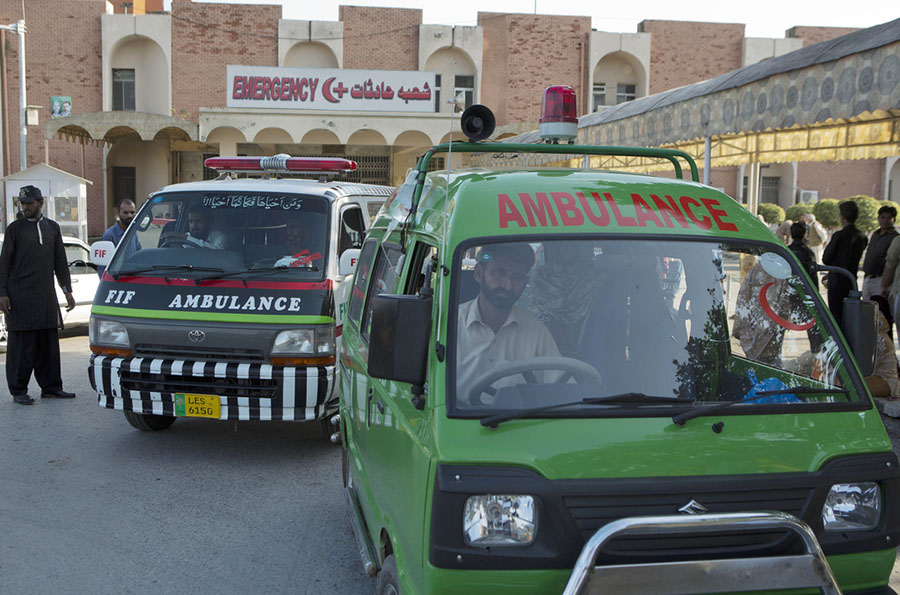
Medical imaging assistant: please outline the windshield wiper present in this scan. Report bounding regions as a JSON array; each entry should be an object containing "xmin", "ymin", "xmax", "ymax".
[
  {"xmin": 481, "ymin": 393, "xmax": 694, "ymax": 428},
  {"xmin": 194, "ymin": 265, "xmax": 321, "ymax": 284},
  {"xmin": 113, "ymin": 264, "xmax": 225, "ymax": 280},
  {"xmin": 671, "ymin": 386, "xmax": 850, "ymax": 426}
]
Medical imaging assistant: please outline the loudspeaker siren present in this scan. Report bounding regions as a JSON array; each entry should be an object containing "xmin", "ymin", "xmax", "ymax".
[{"xmin": 460, "ymin": 104, "xmax": 496, "ymax": 141}]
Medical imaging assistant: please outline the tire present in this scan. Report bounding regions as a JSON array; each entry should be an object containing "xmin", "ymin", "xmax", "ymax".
[
  {"xmin": 375, "ymin": 554, "xmax": 399, "ymax": 595},
  {"xmin": 123, "ymin": 410, "xmax": 177, "ymax": 431}
]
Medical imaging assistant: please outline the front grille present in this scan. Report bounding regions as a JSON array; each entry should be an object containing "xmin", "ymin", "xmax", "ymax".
[
  {"xmin": 120, "ymin": 371, "xmax": 278, "ymax": 399},
  {"xmin": 134, "ymin": 344, "xmax": 266, "ymax": 362},
  {"xmin": 564, "ymin": 486, "xmax": 814, "ymax": 563}
]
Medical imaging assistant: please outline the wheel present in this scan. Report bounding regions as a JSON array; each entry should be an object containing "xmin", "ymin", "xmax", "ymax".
[
  {"xmin": 468, "ymin": 356, "xmax": 604, "ymax": 404},
  {"xmin": 375, "ymin": 554, "xmax": 399, "ymax": 595},
  {"xmin": 124, "ymin": 410, "xmax": 177, "ymax": 431}
]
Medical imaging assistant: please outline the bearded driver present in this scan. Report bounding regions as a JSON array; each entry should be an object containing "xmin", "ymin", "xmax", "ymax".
[{"xmin": 456, "ymin": 243, "xmax": 560, "ymax": 405}]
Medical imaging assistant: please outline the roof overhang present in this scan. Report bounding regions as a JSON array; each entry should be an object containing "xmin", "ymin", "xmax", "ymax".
[{"xmin": 44, "ymin": 111, "xmax": 199, "ymax": 145}]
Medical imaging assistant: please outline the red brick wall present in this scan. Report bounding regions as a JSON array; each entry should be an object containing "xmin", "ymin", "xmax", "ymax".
[
  {"xmin": 797, "ymin": 160, "xmax": 883, "ymax": 200},
  {"xmin": 785, "ymin": 26, "xmax": 861, "ymax": 47},
  {"xmin": 639, "ymin": 20, "xmax": 745, "ymax": 95},
  {"xmin": 171, "ymin": 1, "xmax": 280, "ymax": 117},
  {"xmin": 340, "ymin": 6, "xmax": 421, "ymax": 70},
  {"xmin": 0, "ymin": 0, "xmax": 106, "ymax": 235},
  {"xmin": 478, "ymin": 12, "xmax": 590, "ymax": 127}
]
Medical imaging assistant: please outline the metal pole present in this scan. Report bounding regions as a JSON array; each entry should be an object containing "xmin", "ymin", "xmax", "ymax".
[
  {"xmin": 16, "ymin": 19, "xmax": 25, "ymax": 172},
  {"xmin": 703, "ymin": 136, "xmax": 711, "ymax": 186}
]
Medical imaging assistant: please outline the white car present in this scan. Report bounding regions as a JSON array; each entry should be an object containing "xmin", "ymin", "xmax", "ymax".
[{"xmin": 0, "ymin": 234, "xmax": 100, "ymax": 349}]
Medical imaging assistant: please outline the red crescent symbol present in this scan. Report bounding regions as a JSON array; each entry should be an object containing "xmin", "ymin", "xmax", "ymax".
[
  {"xmin": 759, "ymin": 281, "xmax": 816, "ymax": 331},
  {"xmin": 322, "ymin": 77, "xmax": 338, "ymax": 103}
]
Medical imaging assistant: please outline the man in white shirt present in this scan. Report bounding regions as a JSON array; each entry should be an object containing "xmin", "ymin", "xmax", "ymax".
[
  {"xmin": 456, "ymin": 243, "xmax": 560, "ymax": 406},
  {"xmin": 161, "ymin": 206, "xmax": 227, "ymax": 249}
]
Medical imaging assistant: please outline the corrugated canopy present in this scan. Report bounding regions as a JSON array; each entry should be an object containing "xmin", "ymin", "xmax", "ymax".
[{"xmin": 495, "ymin": 18, "xmax": 900, "ymax": 172}]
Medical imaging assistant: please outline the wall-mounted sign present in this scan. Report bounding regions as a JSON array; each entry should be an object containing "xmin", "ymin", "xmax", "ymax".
[
  {"xmin": 50, "ymin": 95, "xmax": 72, "ymax": 118},
  {"xmin": 226, "ymin": 66, "xmax": 436, "ymax": 113}
]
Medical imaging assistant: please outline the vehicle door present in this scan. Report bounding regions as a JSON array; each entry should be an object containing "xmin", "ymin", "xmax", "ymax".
[
  {"xmin": 60, "ymin": 239, "xmax": 99, "ymax": 325},
  {"xmin": 362, "ymin": 239, "xmax": 436, "ymax": 589},
  {"xmin": 334, "ymin": 202, "xmax": 367, "ymax": 333},
  {"xmin": 342, "ymin": 237, "xmax": 388, "ymax": 511}
]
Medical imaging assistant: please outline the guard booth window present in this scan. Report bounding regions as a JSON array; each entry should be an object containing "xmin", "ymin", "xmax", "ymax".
[{"xmin": 112, "ymin": 69, "xmax": 135, "ymax": 111}]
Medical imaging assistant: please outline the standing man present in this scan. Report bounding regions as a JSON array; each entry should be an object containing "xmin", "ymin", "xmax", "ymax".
[
  {"xmin": 823, "ymin": 200, "xmax": 868, "ymax": 330},
  {"xmin": 98, "ymin": 198, "xmax": 139, "ymax": 277},
  {"xmin": 800, "ymin": 213, "xmax": 828, "ymax": 263},
  {"xmin": 0, "ymin": 186, "xmax": 76, "ymax": 404},
  {"xmin": 861, "ymin": 205, "xmax": 898, "ymax": 299}
]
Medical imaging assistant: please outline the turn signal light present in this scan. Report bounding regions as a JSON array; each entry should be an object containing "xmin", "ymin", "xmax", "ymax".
[
  {"xmin": 270, "ymin": 355, "xmax": 336, "ymax": 367},
  {"xmin": 90, "ymin": 345, "xmax": 132, "ymax": 357}
]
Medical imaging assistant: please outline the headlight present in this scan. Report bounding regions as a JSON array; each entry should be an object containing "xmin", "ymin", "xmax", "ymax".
[
  {"xmin": 271, "ymin": 326, "xmax": 335, "ymax": 356},
  {"xmin": 463, "ymin": 495, "xmax": 536, "ymax": 547},
  {"xmin": 822, "ymin": 482, "xmax": 881, "ymax": 531},
  {"xmin": 90, "ymin": 318, "xmax": 129, "ymax": 347}
]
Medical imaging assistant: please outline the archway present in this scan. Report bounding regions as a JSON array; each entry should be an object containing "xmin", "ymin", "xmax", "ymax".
[{"xmin": 109, "ymin": 36, "xmax": 169, "ymax": 115}]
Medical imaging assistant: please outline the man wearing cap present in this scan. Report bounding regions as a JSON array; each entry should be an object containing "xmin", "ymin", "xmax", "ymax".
[
  {"xmin": 456, "ymin": 242, "xmax": 560, "ymax": 406},
  {"xmin": 0, "ymin": 185, "xmax": 76, "ymax": 404}
]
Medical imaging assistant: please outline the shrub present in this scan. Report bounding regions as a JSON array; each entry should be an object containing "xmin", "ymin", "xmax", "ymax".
[
  {"xmin": 813, "ymin": 199, "xmax": 841, "ymax": 229},
  {"xmin": 842, "ymin": 195, "xmax": 879, "ymax": 232},
  {"xmin": 757, "ymin": 203, "xmax": 785, "ymax": 225},
  {"xmin": 785, "ymin": 203, "xmax": 813, "ymax": 222}
]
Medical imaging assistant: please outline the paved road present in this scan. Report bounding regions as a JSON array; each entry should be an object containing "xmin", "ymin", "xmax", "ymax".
[
  {"xmin": 0, "ymin": 331, "xmax": 370, "ymax": 595},
  {"xmin": 2, "ymin": 332, "xmax": 900, "ymax": 593}
]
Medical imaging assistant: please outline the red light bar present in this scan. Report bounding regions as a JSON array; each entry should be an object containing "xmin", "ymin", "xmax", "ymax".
[
  {"xmin": 539, "ymin": 85, "xmax": 578, "ymax": 143},
  {"xmin": 539, "ymin": 85, "xmax": 578, "ymax": 124},
  {"xmin": 204, "ymin": 155, "xmax": 358, "ymax": 173}
]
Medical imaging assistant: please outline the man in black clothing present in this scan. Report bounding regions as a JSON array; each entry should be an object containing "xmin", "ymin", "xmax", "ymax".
[
  {"xmin": 0, "ymin": 186, "xmax": 76, "ymax": 404},
  {"xmin": 823, "ymin": 200, "xmax": 868, "ymax": 330},
  {"xmin": 788, "ymin": 222, "xmax": 817, "ymax": 288},
  {"xmin": 861, "ymin": 205, "xmax": 898, "ymax": 299}
]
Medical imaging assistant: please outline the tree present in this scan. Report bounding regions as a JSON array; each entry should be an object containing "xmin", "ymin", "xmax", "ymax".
[
  {"xmin": 813, "ymin": 199, "xmax": 840, "ymax": 229},
  {"xmin": 842, "ymin": 195, "xmax": 880, "ymax": 233},
  {"xmin": 757, "ymin": 203, "xmax": 785, "ymax": 225},
  {"xmin": 785, "ymin": 203, "xmax": 813, "ymax": 222}
]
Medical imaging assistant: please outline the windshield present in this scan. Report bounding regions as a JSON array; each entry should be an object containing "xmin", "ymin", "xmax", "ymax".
[
  {"xmin": 106, "ymin": 191, "xmax": 329, "ymax": 280},
  {"xmin": 450, "ymin": 238, "xmax": 862, "ymax": 417}
]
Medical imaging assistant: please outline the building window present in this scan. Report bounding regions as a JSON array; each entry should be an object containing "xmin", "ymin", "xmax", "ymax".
[
  {"xmin": 592, "ymin": 83, "xmax": 607, "ymax": 110},
  {"xmin": 616, "ymin": 84, "xmax": 636, "ymax": 104},
  {"xmin": 434, "ymin": 74, "xmax": 441, "ymax": 113},
  {"xmin": 112, "ymin": 166, "xmax": 136, "ymax": 206},
  {"xmin": 742, "ymin": 175, "xmax": 781, "ymax": 204},
  {"xmin": 427, "ymin": 157, "xmax": 446, "ymax": 172},
  {"xmin": 112, "ymin": 68, "xmax": 135, "ymax": 111},
  {"xmin": 202, "ymin": 153, "xmax": 218, "ymax": 180},
  {"xmin": 454, "ymin": 75, "xmax": 475, "ymax": 113}
]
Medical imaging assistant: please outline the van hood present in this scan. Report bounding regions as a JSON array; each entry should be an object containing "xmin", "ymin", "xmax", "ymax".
[{"xmin": 434, "ymin": 408, "xmax": 891, "ymax": 479}]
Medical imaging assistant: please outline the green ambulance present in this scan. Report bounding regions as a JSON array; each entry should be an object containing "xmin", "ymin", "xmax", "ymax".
[{"xmin": 339, "ymin": 89, "xmax": 899, "ymax": 594}]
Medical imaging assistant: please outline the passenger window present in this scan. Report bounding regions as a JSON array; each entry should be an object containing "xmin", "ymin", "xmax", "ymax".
[
  {"xmin": 405, "ymin": 242, "xmax": 438, "ymax": 296},
  {"xmin": 339, "ymin": 206, "xmax": 365, "ymax": 254},
  {"xmin": 348, "ymin": 239, "xmax": 378, "ymax": 327},
  {"xmin": 361, "ymin": 243, "xmax": 403, "ymax": 341}
]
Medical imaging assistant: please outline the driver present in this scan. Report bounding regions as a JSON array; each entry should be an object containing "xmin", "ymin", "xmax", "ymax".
[
  {"xmin": 457, "ymin": 243, "xmax": 560, "ymax": 405},
  {"xmin": 160, "ymin": 205, "xmax": 227, "ymax": 249}
]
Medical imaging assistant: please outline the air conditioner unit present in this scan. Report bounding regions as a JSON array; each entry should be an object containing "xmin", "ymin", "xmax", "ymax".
[{"xmin": 798, "ymin": 190, "xmax": 819, "ymax": 203}]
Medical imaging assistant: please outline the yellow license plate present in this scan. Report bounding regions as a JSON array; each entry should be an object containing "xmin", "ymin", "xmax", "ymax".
[{"xmin": 174, "ymin": 393, "xmax": 221, "ymax": 419}]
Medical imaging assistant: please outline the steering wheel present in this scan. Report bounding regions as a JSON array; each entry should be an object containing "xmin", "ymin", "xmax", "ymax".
[
  {"xmin": 468, "ymin": 356, "xmax": 603, "ymax": 404},
  {"xmin": 160, "ymin": 238, "xmax": 202, "ymax": 248}
]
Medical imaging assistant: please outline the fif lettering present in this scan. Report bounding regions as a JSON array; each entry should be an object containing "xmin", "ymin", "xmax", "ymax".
[
  {"xmin": 93, "ymin": 247, "xmax": 108, "ymax": 259},
  {"xmin": 105, "ymin": 290, "xmax": 136, "ymax": 305}
]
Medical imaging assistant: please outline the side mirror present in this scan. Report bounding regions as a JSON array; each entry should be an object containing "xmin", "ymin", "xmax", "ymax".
[
  {"xmin": 90, "ymin": 241, "xmax": 116, "ymax": 266},
  {"xmin": 843, "ymin": 298, "xmax": 877, "ymax": 377},
  {"xmin": 339, "ymin": 248, "xmax": 360, "ymax": 276},
  {"xmin": 367, "ymin": 294, "xmax": 431, "ymax": 389}
]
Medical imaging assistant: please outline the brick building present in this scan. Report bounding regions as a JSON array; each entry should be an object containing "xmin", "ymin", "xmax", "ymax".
[{"xmin": 0, "ymin": 1, "xmax": 894, "ymax": 237}]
